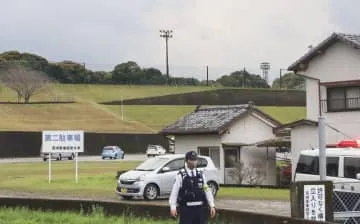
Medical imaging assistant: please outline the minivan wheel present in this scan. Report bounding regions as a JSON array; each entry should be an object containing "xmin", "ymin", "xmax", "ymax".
[
  {"xmin": 143, "ymin": 184, "xmax": 159, "ymax": 200},
  {"xmin": 57, "ymin": 154, "xmax": 62, "ymax": 161},
  {"xmin": 207, "ymin": 181, "xmax": 218, "ymax": 197},
  {"xmin": 68, "ymin": 154, "xmax": 74, "ymax": 160}
]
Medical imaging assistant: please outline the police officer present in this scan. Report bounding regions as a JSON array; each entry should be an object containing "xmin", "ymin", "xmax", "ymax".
[{"xmin": 169, "ymin": 151, "xmax": 216, "ymax": 224}]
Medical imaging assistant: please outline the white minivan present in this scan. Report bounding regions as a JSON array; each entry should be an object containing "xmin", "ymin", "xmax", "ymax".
[{"xmin": 295, "ymin": 148, "xmax": 360, "ymax": 191}]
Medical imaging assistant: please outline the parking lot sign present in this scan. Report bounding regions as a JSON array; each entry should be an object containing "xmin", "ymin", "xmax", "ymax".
[
  {"xmin": 42, "ymin": 130, "xmax": 84, "ymax": 153},
  {"xmin": 42, "ymin": 130, "xmax": 84, "ymax": 183}
]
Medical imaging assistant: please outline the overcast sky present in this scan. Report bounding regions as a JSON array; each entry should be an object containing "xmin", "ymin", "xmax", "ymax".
[{"xmin": 0, "ymin": 0, "xmax": 358, "ymax": 83}]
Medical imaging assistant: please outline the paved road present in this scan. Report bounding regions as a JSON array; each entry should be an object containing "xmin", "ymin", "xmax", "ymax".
[{"xmin": 0, "ymin": 154, "xmax": 147, "ymax": 163}]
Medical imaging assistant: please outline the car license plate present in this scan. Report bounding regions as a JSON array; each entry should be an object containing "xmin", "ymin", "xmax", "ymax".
[{"xmin": 121, "ymin": 188, "xmax": 128, "ymax": 193}]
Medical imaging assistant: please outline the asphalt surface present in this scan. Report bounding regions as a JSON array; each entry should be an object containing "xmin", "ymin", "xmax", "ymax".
[{"xmin": 0, "ymin": 154, "xmax": 147, "ymax": 163}]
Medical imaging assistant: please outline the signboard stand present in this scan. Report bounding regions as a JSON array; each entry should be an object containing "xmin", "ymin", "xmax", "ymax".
[
  {"xmin": 48, "ymin": 152, "xmax": 51, "ymax": 183},
  {"xmin": 42, "ymin": 130, "xmax": 84, "ymax": 184},
  {"xmin": 75, "ymin": 152, "xmax": 78, "ymax": 183},
  {"xmin": 290, "ymin": 180, "xmax": 333, "ymax": 222}
]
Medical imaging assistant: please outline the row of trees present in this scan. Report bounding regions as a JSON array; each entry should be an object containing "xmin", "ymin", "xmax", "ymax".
[
  {"xmin": 0, "ymin": 51, "xmax": 306, "ymax": 104},
  {"xmin": 0, "ymin": 51, "xmax": 304, "ymax": 88},
  {"xmin": 0, "ymin": 51, "xmax": 203, "ymax": 86}
]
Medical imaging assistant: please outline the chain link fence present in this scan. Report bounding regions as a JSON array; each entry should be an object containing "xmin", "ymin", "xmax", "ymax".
[{"xmin": 333, "ymin": 182, "xmax": 360, "ymax": 224}]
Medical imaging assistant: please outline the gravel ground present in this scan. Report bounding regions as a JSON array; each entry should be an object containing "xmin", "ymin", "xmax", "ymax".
[{"xmin": 0, "ymin": 190, "xmax": 290, "ymax": 217}]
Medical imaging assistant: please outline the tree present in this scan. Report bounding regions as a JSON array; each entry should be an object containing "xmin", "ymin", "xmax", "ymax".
[
  {"xmin": 0, "ymin": 66, "xmax": 51, "ymax": 103},
  {"xmin": 55, "ymin": 61, "xmax": 87, "ymax": 83},
  {"xmin": 112, "ymin": 61, "xmax": 142, "ymax": 84},
  {"xmin": 0, "ymin": 51, "xmax": 49, "ymax": 71},
  {"xmin": 272, "ymin": 72, "xmax": 305, "ymax": 89},
  {"xmin": 216, "ymin": 70, "xmax": 269, "ymax": 88}
]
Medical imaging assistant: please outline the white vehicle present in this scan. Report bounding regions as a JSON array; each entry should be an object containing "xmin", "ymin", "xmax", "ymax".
[
  {"xmin": 294, "ymin": 148, "xmax": 360, "ymax": 191},
  {"xmin": 116, "ymin": 154, "xmax": 220, "ymax": 200},
  {"xmin": 42, "ymin": 152, "xmax": 75, "ymax": 161},
  {"xmin": 146, "ymin": 144, "xmax": 166, "ymax": 157}
]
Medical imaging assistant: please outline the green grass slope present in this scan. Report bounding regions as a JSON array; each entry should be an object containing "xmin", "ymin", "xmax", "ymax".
[{"xmin": 0, "ymin": 84, "xmax": 305, "ymax": 132}]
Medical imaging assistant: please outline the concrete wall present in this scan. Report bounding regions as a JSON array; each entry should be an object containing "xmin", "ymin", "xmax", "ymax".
[
  {"xmin": 221, "ymin": 113, "xmax": 276, "ymax": 145},
  {"xmin": 306, "ymin": 41, "xmax": 360, "ymax": 82},
  {"xmin": 324, "ymin": 111, "xmax": 360, "ymax": 145},
  {"xmin": 303, "ymin": 41, "xmax": 360, "ymax": 145},
  {"xmin": 290, "ymin": 126, "xmax": 319, "ymax": 180},
  {"xmin": 0, "ymin": 196, "xmax": 331, "ymax": 224},
  {"xmin": 305, "ymin": 79, "xmax": 319, "ymax": 121}
]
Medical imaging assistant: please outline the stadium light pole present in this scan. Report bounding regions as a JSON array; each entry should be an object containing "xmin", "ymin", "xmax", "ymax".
[{"xmin": 160, "ymin": 29, "xmax": 173, "ymax": 85}]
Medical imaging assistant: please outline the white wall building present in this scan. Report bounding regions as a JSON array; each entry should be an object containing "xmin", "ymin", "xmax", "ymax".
[
  {"xmin": 275, "ymin": 33, "xmax": 360, "ymax": 179},
  {"xmin": 160, "ymin": 104, "xmax": 283, "ymax": 185}
]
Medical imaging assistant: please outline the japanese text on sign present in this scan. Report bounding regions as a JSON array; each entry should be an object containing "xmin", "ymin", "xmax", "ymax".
[
  {"xmin": 304, "ymin": 184, "xmax": 325, "ymax": 221},
  {"xmin": 42, "ymin": 130, "xmax": 84, "ymax": 153}
]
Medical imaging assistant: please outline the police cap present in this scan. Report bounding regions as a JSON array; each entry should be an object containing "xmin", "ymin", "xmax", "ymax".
[{"xmin": 185, "ymin": 151, "xmax": 198, "ymax": 161}]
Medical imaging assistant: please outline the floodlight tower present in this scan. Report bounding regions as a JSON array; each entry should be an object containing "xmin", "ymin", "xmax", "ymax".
[
  {"xmin": 260, "ymin": 62, "xmax": 271, "ymax": 84},
  {"xmin": 160, "ymin": 29, "xmax": 173, "ymax": 85}
]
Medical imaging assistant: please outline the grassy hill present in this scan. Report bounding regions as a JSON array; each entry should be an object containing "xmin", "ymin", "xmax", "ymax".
[
  {"xmin": 0, "ymin": 103, "xmax": 154, "ymax": 133},
  {"xmin": 105, "ymin": 105, "xmax": 306, "ymax": 131},
  {"xmin": 0, "ymin": 84, "xmax": 306, "ymax": 132}
]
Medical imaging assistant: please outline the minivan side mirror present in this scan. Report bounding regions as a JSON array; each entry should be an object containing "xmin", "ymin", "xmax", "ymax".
[
  {"xmin": 356, "ymin": 173, "xmax": 360, "ymax": 180},
  {"xmin": 162, "ymin": 167, "xmax": 170, "ymax": 172}
]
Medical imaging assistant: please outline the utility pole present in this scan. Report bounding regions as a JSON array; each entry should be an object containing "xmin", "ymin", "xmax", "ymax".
[
  {"xmin": 319, "ymin": 116, "xmax": 326, "ymax": 180},
  {"xmin": 206, "ymin": 65, "xmax": 209, "ymax": 86},
  {"xmin": 160, "ymin": 30, "xmax": 173, "ymax": 85},
  {"xmin": 279, "ymin": 68, "xmax": 287, "ymax": 89}
]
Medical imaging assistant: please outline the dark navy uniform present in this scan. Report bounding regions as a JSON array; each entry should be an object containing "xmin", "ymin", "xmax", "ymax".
[{"xmin": 169, "ymin": 152, "xmax": 215, "ymax": 224}]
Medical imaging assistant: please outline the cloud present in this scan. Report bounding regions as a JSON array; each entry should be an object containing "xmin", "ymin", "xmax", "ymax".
[{"xmin": 0, "ymin": 0, "xmax": 347, "ymax": 82}]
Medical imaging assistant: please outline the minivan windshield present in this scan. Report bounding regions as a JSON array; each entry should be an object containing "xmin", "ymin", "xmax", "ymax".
[{"xmin": 135, "ymin": 157, "xmax": 169, "ymax": 171}]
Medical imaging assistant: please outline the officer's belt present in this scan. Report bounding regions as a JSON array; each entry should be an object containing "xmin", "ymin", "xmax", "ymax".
[{"xmin": 186, "ymin": 201, "xmax": 203, "ymax": 206}]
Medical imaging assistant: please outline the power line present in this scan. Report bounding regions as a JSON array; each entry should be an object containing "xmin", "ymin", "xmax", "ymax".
[{"xmin": 325, "ymin": 123, "xmax": 354, "ymax": 139}]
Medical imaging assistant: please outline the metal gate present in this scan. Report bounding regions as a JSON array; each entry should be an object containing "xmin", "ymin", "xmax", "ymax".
[{"xmin": 333, "ymin": 183, "xmax": 360, "ymax": 224}]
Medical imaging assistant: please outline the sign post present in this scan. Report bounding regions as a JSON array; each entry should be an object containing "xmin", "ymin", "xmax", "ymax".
[
  {"xmin": 290, "ymin": 180, "xmax": 333, "ymax": 222},
  {"xmin": 42, "ymin": 130, "xmax": 84, "ymax": 183},
  {"xmin": 48, "ymin": 152, "xmax": 51, "ymax": 183},
  {"xmin": 75, "ymin": 152, "xmax": 78, "ymax": 183}
]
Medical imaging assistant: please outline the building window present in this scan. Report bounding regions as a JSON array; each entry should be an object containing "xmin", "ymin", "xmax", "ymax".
[
  {"xmin": 198, "ymin": 146, "xmax": 220, "ymax": 169},
  {"xmin": 326, "ymin": 86, "xmax": 360, "ymax": 112}
]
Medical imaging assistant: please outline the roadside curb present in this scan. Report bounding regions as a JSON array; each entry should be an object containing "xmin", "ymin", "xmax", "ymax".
[{"xmin": 0, "ymin": 196, "xmax": 332, "ymax": 224}]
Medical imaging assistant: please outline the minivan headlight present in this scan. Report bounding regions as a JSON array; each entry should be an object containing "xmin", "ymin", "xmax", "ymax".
[{"xmin": 136, "ymin": 174, "xmax": 146, "ymax": 182}]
